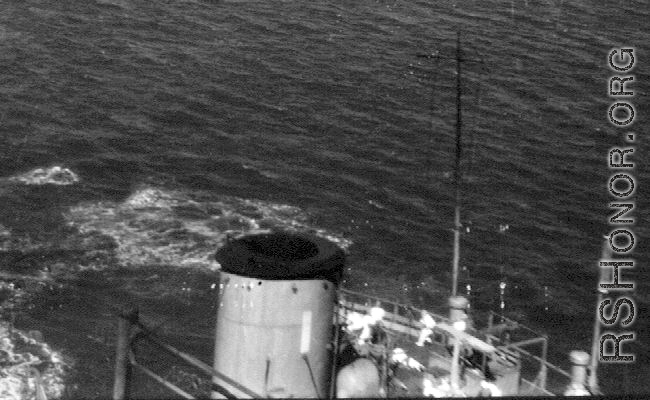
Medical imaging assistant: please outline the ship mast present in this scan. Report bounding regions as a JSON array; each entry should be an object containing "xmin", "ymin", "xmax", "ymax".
[
  {"xmin": 451, "ymin": 32, "xmax": 463, "ymax": 297},
  {"xmin": 417, "ymin": 32, "xmax": 476, "ymax": 297}
]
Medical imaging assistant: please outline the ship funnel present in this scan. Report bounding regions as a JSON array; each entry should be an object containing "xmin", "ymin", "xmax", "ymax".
[{"xmin": 211, "ymin": 232, "xmax": 345, "ymax": 398}]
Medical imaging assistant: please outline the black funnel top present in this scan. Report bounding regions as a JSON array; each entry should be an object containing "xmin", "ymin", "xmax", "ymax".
[{"xmin": 215, "ymin": 232, "xmax": 345, "ymax": 284}]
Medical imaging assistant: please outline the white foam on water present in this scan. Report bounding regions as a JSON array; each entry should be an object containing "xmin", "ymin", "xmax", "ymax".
[
  {"xmin": 242, "ymin": 164, "xmax": 282, "ymax": 179},
  {"xmin": 0, "ymin": 322, "xmax": 67, "ymax": 399},
  {"xmin": 7, "ymin": 166, "xmax": 79, "ymax": 186},
  {"xmin": 64, "ymin": 186, "xmax": 352, "ymax": 270},
  {"xmin": 124, "ymin": 187, "xmax": 191, "ymax": 209},
  {"xmin": 0, "ymin": 234, "xmax": 52, "ymax": 253},
  {"xmin": 0, "ymin": 224, "xmax": 10, "ymax": 237},
  {"xmin": 235, "ymin": 198, "xmax": 353, "ymax": 249}
]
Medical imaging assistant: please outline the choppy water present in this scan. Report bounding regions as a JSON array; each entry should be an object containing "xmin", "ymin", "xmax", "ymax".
[{"xmin": 1, "ymin": 0, "xmax": 649, "ymax": 397}]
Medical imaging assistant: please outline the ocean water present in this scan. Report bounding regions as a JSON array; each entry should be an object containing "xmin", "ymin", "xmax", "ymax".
[{"xmin": 0, "ymin": 0, "xmax": 648, "ymax": 397}]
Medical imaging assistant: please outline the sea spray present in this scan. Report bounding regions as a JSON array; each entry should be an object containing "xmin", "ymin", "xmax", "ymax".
[
  {"xmin": 64, "ymin": 186, "xmax": 351, "ymax": 270},
  {"xmin": 7, "ymin": 166, "xmax": 79, "ymax": 186}
]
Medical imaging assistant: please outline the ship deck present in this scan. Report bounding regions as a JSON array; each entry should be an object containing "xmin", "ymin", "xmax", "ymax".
[{"xmin": 338, "ymin": 288, "xmax": 572, "ymax": 397}]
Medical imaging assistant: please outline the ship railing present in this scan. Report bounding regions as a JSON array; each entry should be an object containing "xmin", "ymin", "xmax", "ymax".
[
  {"xmin": 337, "ymin": 289, "xmax": 574, "ymax": 396},
  {"xmin": 503, "ymin": 339, "xmax": 572, "ymax": 396},
  {"xmin": 519, "ymin": 378, "xmax": 555, "ymax": 396},
  {"xmin": 487, "ymin": 311, "xmax": 573, "ymax": 395},
  {"xmin": 112, "ymin": 309, "xmax": 262, "ymax": 400},
  {"xmin": 337, "ymin": 288, "xmax": 452, "ymax": 338},
  {"xmin": 337, "ymin": 288, "xmax": 511, "ymax": 344}
]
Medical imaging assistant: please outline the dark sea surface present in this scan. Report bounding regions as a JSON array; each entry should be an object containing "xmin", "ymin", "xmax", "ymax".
[{"xmin": 1, "ymin": 0, "xmax": 649, "ymax": 397}]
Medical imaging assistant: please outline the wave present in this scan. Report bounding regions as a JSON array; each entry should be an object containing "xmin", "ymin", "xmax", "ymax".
[
  {"xmin": 64, "ymin": 187, "xmax": 351, "ymax": 270},
  {"xmin": 7, "ymin": 166, "xmax": 79, "ymax": 186},
  {"xmin": 0, "ymin": 320, "xmax": 67, "ymax": 399},
  {"xmin": 242, "ymin": 164, "xmax": 282, "ymax": 179}
]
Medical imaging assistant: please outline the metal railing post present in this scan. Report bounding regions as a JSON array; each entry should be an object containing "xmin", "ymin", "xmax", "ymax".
[
  {"xmin": 540, "ymin": 336, "xmax": 548, "ymax": 390},
  {"xmin": 486, "ymin": 312, "xmax": 494, "ymax": 345},
  {"xmin": 113, "ymin": 308, "xmax": 138, "ymax": 400},
  {"xmin": 329, "ymin": 294, "xmax": 343, "ymax": 400}
]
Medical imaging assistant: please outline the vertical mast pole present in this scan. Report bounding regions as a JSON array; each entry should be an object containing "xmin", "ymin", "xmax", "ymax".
[
  {"xmin": 588, "ymin": 236, "xmax": 608, "ymax": 394},
  {"xmin": 451, "ymin": 31, "xmax": 463, "ymax": 297}
]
